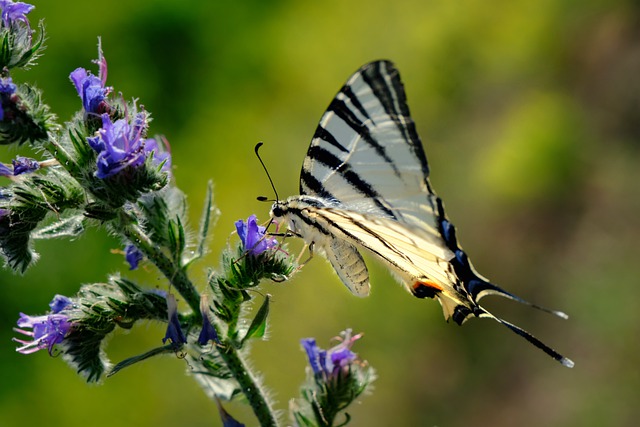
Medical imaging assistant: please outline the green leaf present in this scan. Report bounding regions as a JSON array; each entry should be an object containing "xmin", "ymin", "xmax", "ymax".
[
  {"xmin": 242, "ymin": 294, "xmax": 270, "ymax": 344},
  {"xmin": 189, "ymin": 350, "xmax": 242, "ymax": 401},
  {"xmin": 167, "ymin": 216, "xmax": 186, "ymax": 264},
  {"xmin": 107, "ymin": 344, "xmax": 176, "ymax": 377},
  {"xmin": 32, "ymin": 214, "xmax": 85, "ymax": 239},
  {"xmin": 185, "ymin": 180, "xmax": 218, "ymax": 267}
]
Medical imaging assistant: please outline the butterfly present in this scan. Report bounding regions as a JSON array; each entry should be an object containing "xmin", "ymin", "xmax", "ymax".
[{"xmin": 269, "ymin": 60, "xmax": 573, "ymax": 368}]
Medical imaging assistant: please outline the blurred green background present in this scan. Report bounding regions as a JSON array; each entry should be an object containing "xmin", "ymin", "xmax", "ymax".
[{"xmin": 1, "ymin": 0, "xmax": 639, "ymax": 426}]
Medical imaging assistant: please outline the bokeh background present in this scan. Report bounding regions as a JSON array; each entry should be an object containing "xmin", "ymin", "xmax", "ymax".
[{"xmin": 1, "ymin": 0, "xmax": 639, "ymax": 426}]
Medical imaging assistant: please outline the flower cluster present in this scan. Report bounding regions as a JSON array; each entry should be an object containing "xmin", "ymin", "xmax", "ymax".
[
  {"xmin": 301, "ymin": 329, "xmax": 362, "ymax": 382},
  {"xmin": 0, "ymin": 0, "xmax": 43, "ymax": 70},
  {"xmin": 68, "ymin": 46, "xmax": 171, "ymax": 186},
  {"xmin": 292, "ymin": 329, "xmax": 375, "ymax": 426},
  {"xmin": 13, "ymin": 294, "xmax": 73, "ymax": 355}
]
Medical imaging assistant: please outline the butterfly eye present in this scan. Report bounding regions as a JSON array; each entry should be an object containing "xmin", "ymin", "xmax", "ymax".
[{"xmin": 271, "ymin": 205, "xmax": 284, "ymax": 218}]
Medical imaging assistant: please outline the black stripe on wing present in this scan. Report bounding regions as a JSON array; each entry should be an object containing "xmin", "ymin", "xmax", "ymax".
[
  {"xmin": 303, "ymin": 145, "xmax": 396, "ymax": 218},
  {"xmin": 341, "ymin": 84, "xmax": 371, "ymax": 123},
  {"xmin": 300, "ymin": 169, "xmax": 336, "ymax": 201},
  {"xmin": 311, "ymin": 125, "xmax": 349, "ymax": 154},
  {"xmin": 361, "ymin": 61, "xmax": 430, "ymax": 179},
  {"xmin": 323, "ymin": 95, "xmax": 402, "ymax": 178}
]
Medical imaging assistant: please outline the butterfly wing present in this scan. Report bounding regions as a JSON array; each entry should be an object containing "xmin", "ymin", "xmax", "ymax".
[
  {"xmin": 294, "ymin": 60, "xmax": 448, "ymax": 296},
  {"xmin": 299, "ymin": 61, "xmax": 443, "ymax": 241}
]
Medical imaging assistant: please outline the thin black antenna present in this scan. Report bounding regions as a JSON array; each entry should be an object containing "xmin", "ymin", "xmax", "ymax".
[{"xmin": 254, "ymin": 142, "xmax": 279, "ymax": 202}]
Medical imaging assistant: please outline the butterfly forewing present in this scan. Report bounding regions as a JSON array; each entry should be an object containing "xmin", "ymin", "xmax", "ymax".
[{"xmin": 300, "ymin": 61, "xmax": 441, "ymax": 235}]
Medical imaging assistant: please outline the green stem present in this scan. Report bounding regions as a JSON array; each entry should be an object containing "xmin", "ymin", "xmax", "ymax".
[
  {"xmin": 218, "ymin": 343, "xmax": 279, "ymax": 427},
  {"xmin": 120, "ymin": 219, "xmax": 201, "ymax": 319}
]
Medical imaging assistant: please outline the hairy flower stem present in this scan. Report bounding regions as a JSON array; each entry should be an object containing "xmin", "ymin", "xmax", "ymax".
[
  {"xmin": 119, "ymin": 218, "xmax": 201, "ymax": 319},
  {"xmin": 218, "ymin": 342, "xmax": 279, "ymax": 427}
]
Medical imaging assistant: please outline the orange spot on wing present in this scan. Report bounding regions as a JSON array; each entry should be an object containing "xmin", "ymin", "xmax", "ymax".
[{"xmin": 412, "ymin": 280, "xmax": 444, "ymax": 292}]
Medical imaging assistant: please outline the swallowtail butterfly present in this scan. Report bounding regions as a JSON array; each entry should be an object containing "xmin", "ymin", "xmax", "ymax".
[{"xmin": 270, "ymin": 60, "xmax": 573, "ymax": 367}]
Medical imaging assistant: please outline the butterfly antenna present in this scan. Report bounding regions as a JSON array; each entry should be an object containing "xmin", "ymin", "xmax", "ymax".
[{"xmin": 254, "ymin": 142, "xmax": 280, "ymax": 202}]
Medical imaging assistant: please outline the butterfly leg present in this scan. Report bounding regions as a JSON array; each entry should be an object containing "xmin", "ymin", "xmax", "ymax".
[{"xmin": 295, "ymin": 241, "xmax": 314, "ymax": 267}]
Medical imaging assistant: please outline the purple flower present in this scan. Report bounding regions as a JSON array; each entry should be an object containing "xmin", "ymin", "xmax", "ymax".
[
  {"xmin": 13, "ymin": 295, "xmax": 74, "ymax": 355},
  {"xmin": 88, "ymin": 113, "xmax": 148, "ymax": 179},
  {"xmin": 0, "ymin": 76, "xmax": 17, "ymax": 121},
  {"xmin": 0, "ymin": 77, "xmax": 16, "ymax": 94},
  {"xmin": 11, "ymin": 156, "xmax": 39, "ymax": 175},
  {"xmin": 301, "ymin": 338, "xmax": 323, "ymax": 375},
  {"xmin": 144, "ymin": 137, "xmax": 172, "ymax": 174},
  {"xmin": 235, "ymin": 215, "xmax": 278, "ymax": 256},
  {"xmin": 162, "ymin": 293, "xmax": 186, "ymax": 347},
  {"xmin": 216, "ymin": 399, "xmax": 245, "ymax": 427},
  {"xmin": 0, "ymin": 162, "xmax": 11, "ymax": 176},
  {"xmin": 0, "ymin": 1, "xmax": 34, "ymax": 29},
  {"xmin": 197, "ymin": 295, "xmax": 219, "ymax": 345},
  {"xmin": 70, "ymin": 68, "xmax": 109, "ymax": 115},
  {"xmin": 301, "ymin": 329, "xmax": 361, "ymax": 380},
  {"xmin": 0, "ymin": 208, "xmax": 8, "ymax": 218},
  {"xmin": 49, "ymin": 294, "xmax": 72, "ymax": 313},
  {"xmin": 87, "ymin": 113, "xmax": 170, "ymax": 180},
  {"xmin": 124, "ymin": 243, "xmax": 143, "ymax": 270},
  {"xmin": 70, "ymin": 44, "xmax": 110, "ymax": 115}
]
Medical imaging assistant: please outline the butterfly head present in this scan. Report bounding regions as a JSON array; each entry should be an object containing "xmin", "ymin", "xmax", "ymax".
[{"xmin": 269, "ymin": 201, "xmax": 286, "ymax": 219}]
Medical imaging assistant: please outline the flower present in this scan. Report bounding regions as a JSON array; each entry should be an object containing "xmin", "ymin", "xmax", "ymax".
[
  {"xmin": 144, "ymin": 137, "xmax": 172, "ymax": 174},
  {"xmin": 69, "ymin": 43, "xmax": 110, "ymax": 115},
  {"xmin": 88, "ymin": 113, "xmax": 147, "ymax": 179},
  {"xmin": 235, "ymin": 215, "xmax": 278, "ymax": 256},
  {"xmin": 11, "ymin": 156, "xmax": 39, "ymax": 175},
  {"xmin": 0, "ymin": 76, "xmax": 17, "ymax": 121},
  {"xmin": 49, "ymin": 294, "xmax": 72, "ymax": 313},
  {"xmin": 0, "ymin": 1, "xmax": 34, "ymax": 29},
  {"xmin": 124, "ymin": 243, "xmax": 143, "ymax": 270},
  {"xmin": 13, "ymin": 294, "xmax": 73, "ymax": 355},
  {"xmin": 0, "ymin": 1, "xmax": 40, "ymax": 70},
  {"xmin": 162, "ymin": 293, "xmax": 186, "ymax": 347},
  {"xmin": 301, "ymin": 329, "xmax": 362, "ymax": 380},
  {"xmin": 87, "ymin": 113, "xmax": 171, "ymax": 180},
  {"xmin": 70, "ymin": 68, "xmax": 109, "ymax": 115},
  {"xmin": 0, "ymin": 76, "xmax": 16, "ymax": 94},
  {"xmin": 216, "ymin": 398, "xmax": 245, "ymax": 427},
  {"xmin": 0, "ymin": 162, "xmax": 11, "ymax": 176},
  {"xmin": 197, "ymin": 295, "xmax": 219, "ymax": 345}
]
